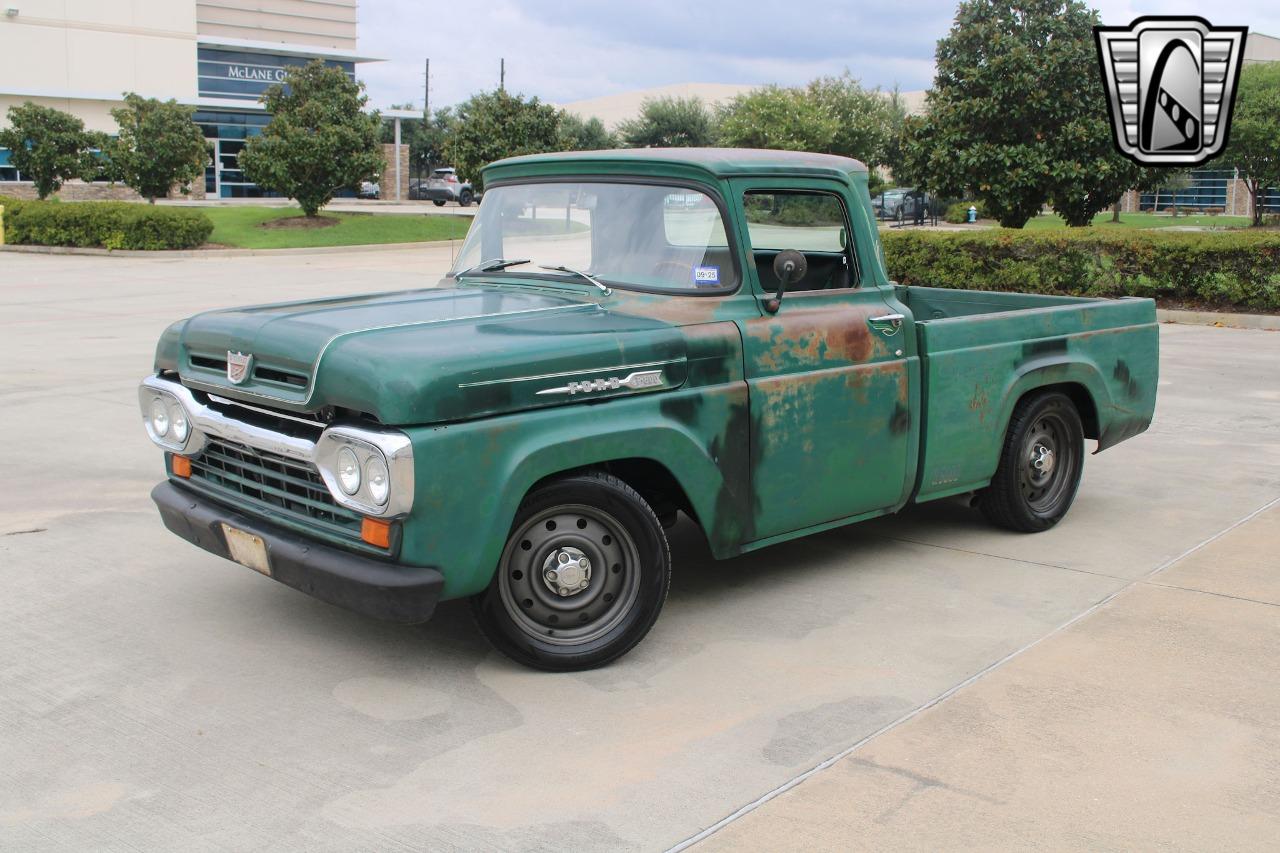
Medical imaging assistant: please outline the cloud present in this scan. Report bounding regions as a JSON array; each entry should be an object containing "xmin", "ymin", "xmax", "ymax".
[{"xmin": 355, "ymin": 0, "xmax": 1280, "ymax": 110}]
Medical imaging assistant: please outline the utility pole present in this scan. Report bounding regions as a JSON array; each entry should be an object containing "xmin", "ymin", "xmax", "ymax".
[
  {"xmin": 500, "ymin": 58, "xmax": 505, "ymax": 91},
  {"xmin": 423, "ymin": 58, "xmax": 430, "ymax": 117}
]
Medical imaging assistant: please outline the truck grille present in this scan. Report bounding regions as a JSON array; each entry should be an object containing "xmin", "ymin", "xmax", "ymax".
[{"xmin": 188, "ymin": 437, "xmax": 365, "ymax": 543}]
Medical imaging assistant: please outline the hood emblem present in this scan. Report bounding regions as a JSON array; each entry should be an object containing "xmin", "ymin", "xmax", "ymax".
[
  {"xmin": 537, "ymin": 370, "xmax": 664, "ymax": 397},
  {"xmin": 226, "ymin": 351, "xmax": 254, "ymax": 385}
]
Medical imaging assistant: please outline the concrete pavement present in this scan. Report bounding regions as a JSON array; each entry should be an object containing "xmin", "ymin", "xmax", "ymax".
[{"xmin": 0, "ymin": 249, "xmax": 1277, "ymax": 851}]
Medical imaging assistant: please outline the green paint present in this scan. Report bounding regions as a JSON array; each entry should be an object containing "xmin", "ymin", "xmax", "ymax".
[{"xmin": 152, "ymin": 149, "xmax": 1158, "ymax": 599}]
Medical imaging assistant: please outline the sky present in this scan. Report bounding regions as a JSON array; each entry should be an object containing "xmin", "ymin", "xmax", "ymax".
[{"xmin": 355, "ymin": 1, "xmax": 1280, "ymax": 111}]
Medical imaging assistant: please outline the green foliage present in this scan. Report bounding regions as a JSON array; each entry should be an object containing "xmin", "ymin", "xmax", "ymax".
[
  {"xmin": 239, "ymin": 60, "xmax": 383, "ymax": 216},
  {"xmin": 0, "ymin": 102, "xmax": 100, "ymax": 199},
  {"xmin": 412, "ymin": 108, "xmax": 455, "ymax": 171},
  {"xmin": 106, "ymin": 93, "xmax": 210, "ymax": 203},
  {"xmin": 717, "ymin": 74, "xmax": 893, "ymax": 164},
  {"xmin": 1223, "ymin": 63, "xmax": 1280, "ymax": 227},
  {"xmin": 943, "ymin": 200, "xmax": 988, "ymax": 223},
  {"xmin": 900, "ymin": 0, "xmax": 1137, "ymax": 228},
  {"xmin": 443, "ymin": 90, "xmax": 563, "ymax": 191},
  {"xmin": 617, "ymin": 96, "xmax": 715, "ymax": 148},
  {"xmin": 883, "ymin": 229, "xmax": 1280, "ymax": 310},
  {"xmin": 559, "ymin": 113, "xmax": 617, "ymax": 151},
  {"xmin": 0, "ymin": 196, "xmax": 212, "ymax": 249}
]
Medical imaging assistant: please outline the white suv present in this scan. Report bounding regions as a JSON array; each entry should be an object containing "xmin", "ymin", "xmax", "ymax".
[{"xmin": 422, "ymin": 168, "xmax": 475, "ymax": 207}]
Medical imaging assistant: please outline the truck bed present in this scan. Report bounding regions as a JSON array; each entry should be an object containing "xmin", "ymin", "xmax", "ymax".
[{"xmin": 899, "ymin": 286, "xmax": 1160, "ymax": 502}]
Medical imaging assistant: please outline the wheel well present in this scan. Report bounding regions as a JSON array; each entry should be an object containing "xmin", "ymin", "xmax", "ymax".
[
  {"xmin": 1020, "ymin": 382, "xmax": 1100, "ymax": 440},
  {"xmin": 528, "ymin": 459, "xmax": 699, "ymax": 527}
]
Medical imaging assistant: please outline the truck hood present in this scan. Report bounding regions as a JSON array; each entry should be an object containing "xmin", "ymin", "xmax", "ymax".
[{"xmin": 157, "ymin": 286, "xmax": 689, "ymax": 424}]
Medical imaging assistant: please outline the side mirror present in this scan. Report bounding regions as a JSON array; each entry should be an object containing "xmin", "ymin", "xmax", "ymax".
[{"xmin": 765, "ymin": 250, "xmax": 807, "ymax": 314}]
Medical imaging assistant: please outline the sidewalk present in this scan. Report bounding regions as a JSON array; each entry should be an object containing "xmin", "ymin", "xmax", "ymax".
[{"xmin": 693, "ymin": 502, "xmax": 1280, "ymax": 852}]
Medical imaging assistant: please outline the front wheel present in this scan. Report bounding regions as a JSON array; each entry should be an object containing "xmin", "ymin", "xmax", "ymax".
[
  {"xmin": 471, "ymin": 471, "xmax": 671, "ymax": 671},
  {"xmin": 978, "ymin": 391, "xmax": 1085, "ymax": 532}
]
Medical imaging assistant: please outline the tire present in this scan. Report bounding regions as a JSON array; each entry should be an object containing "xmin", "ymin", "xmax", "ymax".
[
  {"xmin": 470, "ymin": 471, "xmax": 671, "ymax": 671},
  {"xmin": 432, "ymin": 199, "xmax": 446, "ymax": 207},
  {"xmin": 978, "ymin": 391, "xmax": 1085, "ymax": 532},
  {"xmin": 459, "ymin": 190, "xmax": 473, "ymax": 207}
]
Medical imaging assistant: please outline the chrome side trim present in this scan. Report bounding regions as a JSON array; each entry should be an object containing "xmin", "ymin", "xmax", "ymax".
[
  {"xmin": 457, "ymin": 359, "xmax": 675, "ymax": 389},
  {"xmin": 139, "ymin": 375, "xmax": 414, "ymax": 518},
  {"xmin": 536, "ymin": 369, "xmax": 665, "ymax": 397},
  {"xmin": 181, "ymin": 302, "xmax": 597, "ymax": 406}
]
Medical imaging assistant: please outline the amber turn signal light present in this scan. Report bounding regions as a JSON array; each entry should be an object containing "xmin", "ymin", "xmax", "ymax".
[
  {"xmin": 170, "ymin": 454, "xmax": 192, "ymax": 478},
  {"xmin": 361, "ymin": 517, "xmax": 392, "ymax": 549}
]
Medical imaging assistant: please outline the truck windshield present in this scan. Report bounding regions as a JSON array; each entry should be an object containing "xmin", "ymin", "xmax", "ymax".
[{"xmin": 450, "ymin": 182, "xmax": 736, "ymax": 293}]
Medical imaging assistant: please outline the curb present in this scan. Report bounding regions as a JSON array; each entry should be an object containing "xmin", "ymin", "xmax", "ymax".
[
  {"xmin": 0, "ymin": 239, "xmax": 464, "ymax": 259},
  {"xmin": 1157, "ymin": 308, "xmax": 1279, "ymax": 331}
]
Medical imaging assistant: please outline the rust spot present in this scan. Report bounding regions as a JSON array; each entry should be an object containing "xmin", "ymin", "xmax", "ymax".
[{"xmin": 968, "ymin": 383, "xmax": 991, "ymax": 423}]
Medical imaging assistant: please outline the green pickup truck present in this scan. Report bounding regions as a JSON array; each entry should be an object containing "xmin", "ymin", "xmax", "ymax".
[{"xmin": 140, "ymin": 148, "xmax": 1158, "ymax": 670}]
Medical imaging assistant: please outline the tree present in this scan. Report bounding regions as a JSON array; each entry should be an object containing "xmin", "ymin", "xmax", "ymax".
[
  {"xmin": 106, "ymin": 93, "xmax": 210, "ymax": 203},
  {"xmin": 411, "ymin": 108, "xmax": 454, "ymax": 173},
  {"xmin": 617, "ymin": 96, "xmax": 715, "ymax": 148},
  {"xmin": 1149, "ymin": 170, "xmax": 1192, "ymax": 217},
  {"xmin": 718, "ymin": 75, "xmax": 894, "ymax": 192},
  {"xmin": 880, "ymin": 84, "xmax": 911, "ymax": 182},
  {"xmin": 1223, "ymin": 62, "xmax": 1280, "ymax": 227},
  {"xmin": 239, "ymin": 60, "xmax": 383, "ymax": 216},
  {"xmin": 0, "ymin": 102, "xmax": 98, "ymax": 199},
  {"xmin": 900, "ymin": 0, "xmax": 1126, "ymax": 228},
  {"xmin": 559, "ymin": 113, "xmax": 616, "ymax": 151},
  {"xmin": 443, "ymin": 90, "xmax": 563, "ymax": 190}
]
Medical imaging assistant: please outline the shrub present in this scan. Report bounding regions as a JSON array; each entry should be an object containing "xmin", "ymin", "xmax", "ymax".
[
  {"xmin": 943, "ymin": 200, "xmax": 987, "ymax": 224},
  {"xmin": 882, "ymin": 229, "xmax": 1280, "ymax": 311},
  {"xmin": 0, "ymin": 197, "xmax": 212, "ymax": 249}
]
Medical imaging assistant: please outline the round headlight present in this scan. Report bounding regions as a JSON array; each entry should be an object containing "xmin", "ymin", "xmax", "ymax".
[
  {"xmin": 150, "ymin": 398, "xmax": 170, "ymax": 437},
  {"xmin": 337, "ymin": 447, "xmax": 361, "ymax": 495},
  {"xmin": 365, "ymin": 455, "xmax": 390, "ymax": 506},
  {"xmin": 170, "ymin": 404, "xmax": 190, "ymax": 443}
]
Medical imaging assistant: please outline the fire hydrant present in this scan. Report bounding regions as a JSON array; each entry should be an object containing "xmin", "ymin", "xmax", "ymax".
[{"xmin": 967, "ymin": 205, "xmax": 977, "ymax": 223}]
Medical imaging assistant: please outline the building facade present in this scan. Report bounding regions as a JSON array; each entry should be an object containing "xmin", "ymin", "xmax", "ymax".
[{"xmin": 0, "ymin": 1, "xmax": 409, "ymax": 199}]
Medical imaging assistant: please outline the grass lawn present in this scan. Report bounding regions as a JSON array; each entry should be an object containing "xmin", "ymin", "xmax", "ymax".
[
  {"xmin": 200, "ymin": 206, "xmax": 474, "ymax": 249},
  {"xmin": 1020, "ymin": 211, "xmax": 1252, "ymax": 230}
]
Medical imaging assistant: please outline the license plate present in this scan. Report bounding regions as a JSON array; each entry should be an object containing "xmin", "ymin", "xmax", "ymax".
[{"xmin": 221, "ymin": 524, "xmax": 271, "ymax": 576}]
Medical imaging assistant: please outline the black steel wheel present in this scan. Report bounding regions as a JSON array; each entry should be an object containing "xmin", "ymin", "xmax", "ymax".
[
  {"xmin": 470, "ymin": 471, "xmax": 670, "ymax": 671},
  {"xmin": 979, "ymin": 391, "xmax": 1085, "ymax": 532}
]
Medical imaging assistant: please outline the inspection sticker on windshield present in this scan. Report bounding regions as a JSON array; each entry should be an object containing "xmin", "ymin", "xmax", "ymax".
[{"xmin": 693, "ymin": 266, "xmax": 720, "ymax": 286}]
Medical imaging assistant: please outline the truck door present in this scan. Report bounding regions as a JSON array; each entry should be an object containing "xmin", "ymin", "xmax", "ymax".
[{"xmin": 732, "ymin": 180, "xmax": 912, "ymax": 541}]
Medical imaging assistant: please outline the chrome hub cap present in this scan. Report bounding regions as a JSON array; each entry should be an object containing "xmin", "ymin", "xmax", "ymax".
[
  {"xmin": 543, "ymin": 547, "xmax": 592, "ymax": 596},
  {"xmin": 1030, "ymin": 444, "xmax": 1055, "ymax": 477}
]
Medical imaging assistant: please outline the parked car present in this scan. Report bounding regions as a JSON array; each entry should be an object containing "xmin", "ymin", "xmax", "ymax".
[
  {"xmin": 873, "ymin": 188, "xmax": 931, "ymax": 221},
  {"xmin": 357, "ymin": 181, "xmax": 380, "ymax": 200},
  {"xmin": 139, "ymin": 148, "xmax": 1158, "ymax": 671},
  {"xmin": 422, "ymin": 167, "xmax": 475, "ymax": 206}
]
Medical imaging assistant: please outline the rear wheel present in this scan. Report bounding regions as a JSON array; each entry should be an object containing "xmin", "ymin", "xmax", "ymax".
[
  {"xmin": 459, "ymin": 189, "xmax": 474, "ymax": 207},
  {"xmin": 978, "ymin": 391, "xmax": 1085, "ymax": 532},
  {"xmin": 470, "ymin": 471, "xmax": 671, "ymax": 671}
]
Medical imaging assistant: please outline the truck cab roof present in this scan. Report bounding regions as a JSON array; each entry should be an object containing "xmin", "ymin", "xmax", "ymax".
[{"xmin": 485, "ymin": 147, "xmax": 869, "ymax": 183}]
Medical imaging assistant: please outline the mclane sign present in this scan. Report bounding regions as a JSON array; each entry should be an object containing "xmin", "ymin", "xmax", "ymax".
[
  {"xmin": 225, "ymin": 65, "xmax": 288, "ymax": 83},
  {"xmin": 197, "ymin": 48, "xmax": 354, "ymax": 101}
]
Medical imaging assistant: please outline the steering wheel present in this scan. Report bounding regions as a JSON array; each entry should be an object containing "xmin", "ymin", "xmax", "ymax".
[{"xmin": 651, "ymin": 260, "xmax": 694, "ymax": 281}]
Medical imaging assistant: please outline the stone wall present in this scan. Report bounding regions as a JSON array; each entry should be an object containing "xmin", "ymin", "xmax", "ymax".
[
  {"xmin": 0, "ymin": 180, "xmax": 207, "ymax": 202},
  {"xmin": 380, "ymin": 142, "xmax": 410, "ymax": 201}
]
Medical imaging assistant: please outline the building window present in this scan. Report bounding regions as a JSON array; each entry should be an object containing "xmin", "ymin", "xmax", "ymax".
[
  {"xmin": 0, "ymin": 147, "xmax": 21, "ymax": 182},
  {"xmin": 1139, "ymin": 168, "xmax": 1233, "ymax": 210},
  {"xmin": 197, "ymin": 48, "xmax": 354, "ymax": 101}
]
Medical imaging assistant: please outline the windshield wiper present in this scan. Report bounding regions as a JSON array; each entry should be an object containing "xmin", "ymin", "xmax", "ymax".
[
  {"xmin": 538, "ymin": 264, "xmax": 612, "ymax": 296},
  {"xmin": 453, "ymin": 257, "xmax": 530, "ymax": 279}
]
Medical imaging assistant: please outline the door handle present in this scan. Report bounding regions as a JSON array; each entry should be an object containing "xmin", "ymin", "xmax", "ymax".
[{"xmin": 869, "ymin": 313, "xmax": 905, "ymax": 324}]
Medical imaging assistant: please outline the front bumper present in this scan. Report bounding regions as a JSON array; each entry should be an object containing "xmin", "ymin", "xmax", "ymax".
[{"xmin": 152, "ymin": 481, "xmax": 444, "ymax": 624}]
